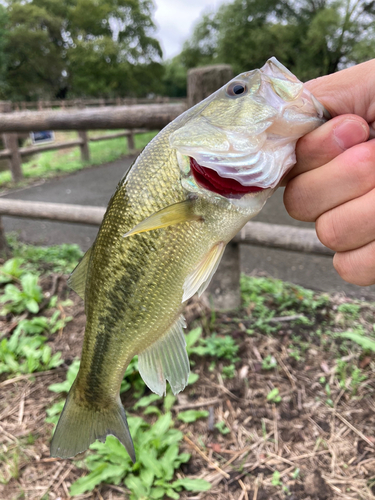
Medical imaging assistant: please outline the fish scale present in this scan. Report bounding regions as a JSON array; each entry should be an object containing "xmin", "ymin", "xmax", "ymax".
[{"xmin": 50, "ymin": 57, "xmax": 329, "ymax": 461}]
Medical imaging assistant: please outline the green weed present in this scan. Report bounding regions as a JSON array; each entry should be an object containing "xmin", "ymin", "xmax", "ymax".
[
  {"xmin": 339, "ymin": 331, "xmax": 375, "ymax": 352},
  {"xmin": 177, "ymin": 410, "xmax": 209, "ymax": 423},
  {"xmin": 0, "ymin": 258, "xmax": 25, "ymax": 284},
  {"xmin": 215, "ymin": 421, "xmax": 230, "ymax": 435},
  {"xmin": 267, "ymin": 388, "xmax": 281, "ymax": 404},
  {"xmin": 240, "ymin": 274, "xmax": 329, "ymax": 334},
  {"xmin": 190, "ymin": 332, "xmax": 239, "ymax": 361},
  {"xmin": 0, "ymin": 273, "xmax": 43, "ymax": 314},
  {"xmin": 7, "ymin": 235, "xmax": 83, "ymax": 274},
  {"xmin": 0, "ymin": 328, "xmax": 62, "ymax": 375},
  {"xmin": 337, "ymin": 303, "xmax": 361, "ymax": 321},
  {"xmin": 262, "ymin": 355, "xmax": 277, "ymax": 370},
  {"xmin": 69, "ymin": 413, "xmax": 211, "ymax": 499}
]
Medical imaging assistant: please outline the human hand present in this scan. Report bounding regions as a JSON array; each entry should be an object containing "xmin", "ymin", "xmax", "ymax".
[{"xmin": 283, "ymin": 59, "xmax": 375, "ymax": 286}]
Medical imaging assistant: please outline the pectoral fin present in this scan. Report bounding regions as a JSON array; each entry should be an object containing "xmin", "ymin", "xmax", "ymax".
[
  {"xmin": 67, "ymin": 247, "xmax": 92, "ymax": 300},
  {"xmin": 123, "ymin": 200, "xmax": 202, "ymax": 238},
  {"xmin": 183, "ymin": 242, "xmax": 226, "ymax": 302},
  {"xmin": 138, "ymin": 316, "xmax": 189, "ymax": 397}
]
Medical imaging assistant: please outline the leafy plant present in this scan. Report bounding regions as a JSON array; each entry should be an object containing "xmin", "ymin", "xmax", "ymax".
[
  {"xmin": 0, "ymin": 328, "xmax": 62, "ymax": 375},
  {"xmin": 190, "ymin": 333, "xmax": 239, "ymax": 361},
  {"xmin": 177, "ymin": 410, "xmax": 209, "ymax": 423},
  {"xmin": 222, "ymin": 364, "xmax": 236, "ymax": 379},
  {"xmin": 339, "ymin": 331, "xmax": 375, "ymax": 352},
  {"xmin": 267, "ymin": 388, "xmax": 281, "ymax": 404},
  {"xmin": 215, "ymin": 421, "xmax": 230, "ymax": 435},
  {"xmin": 240, "ymin": 274, "xmax": 329, "ymax": 334},
  {"xmin": 7, "ymin": 235, "xmax": 84, "ymax": 274},
  {"xmin": 0, "ymin": 258, "xmax": 25, "ymax": 284},
  {"xmin": 262, "ymin": 355, "xmax": 277, "ymax": 370},
  {"xmin": 69, "ymin": 413, "xmax": 211, "ymax": 499},
  {"xmin": 337, "ymin": 303, "xmax": 361, "ymax": 321},
  {"xmin": 0, "ymin": 273, "xmax": 43, "ymax": 314}
]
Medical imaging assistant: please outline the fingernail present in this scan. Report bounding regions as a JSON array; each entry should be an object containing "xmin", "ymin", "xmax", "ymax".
[{"xmin": 333, "ymin": 119, "xmax": 369, "ymax": 150}]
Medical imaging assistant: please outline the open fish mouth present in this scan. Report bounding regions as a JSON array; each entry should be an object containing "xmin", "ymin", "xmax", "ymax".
[{"xmin": 189, "ymin": 157, "xmax": 265, "ymax": 197}]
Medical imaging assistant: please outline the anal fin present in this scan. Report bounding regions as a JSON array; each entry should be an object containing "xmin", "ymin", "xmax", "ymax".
[
  {"xmin": 67, "ymin": 247, "xmax": 92, "ymax": 300},
  {"xmin": 123, "ymin": 199, "xmax": 202, "ymax": 238},
  {"xmin": 183, "ymin": 242, "xmax": 226, "ymax": 302},
  {"xmin": 138, "ymin": 316, "xmax": 189, "ymax": 397}
]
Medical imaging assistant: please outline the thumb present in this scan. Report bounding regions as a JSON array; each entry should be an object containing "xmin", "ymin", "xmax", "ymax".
[{"xmin": 305, "ymin": 59, "xmax": 375, "ymax": 136}]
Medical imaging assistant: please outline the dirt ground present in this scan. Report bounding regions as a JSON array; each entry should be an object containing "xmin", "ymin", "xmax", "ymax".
[{"xmin": 1, "ymin": 274, "xmax": 375, "ymax": 500}]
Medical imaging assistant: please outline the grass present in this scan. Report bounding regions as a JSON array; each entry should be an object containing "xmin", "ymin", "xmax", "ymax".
[{"xmin": 0, "ymin": 130, "xmax": 158, "ymax": 188}]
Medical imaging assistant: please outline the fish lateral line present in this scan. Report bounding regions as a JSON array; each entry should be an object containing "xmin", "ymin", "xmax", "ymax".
[{"xmin": 123, "ymin": 199, "xmax": 204, "ymax": 238}]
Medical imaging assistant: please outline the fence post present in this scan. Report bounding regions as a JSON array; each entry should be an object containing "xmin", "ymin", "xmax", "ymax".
[
  {"xmin": 187, "ymin": 64, "xmax": 233, "ymax": 108},
  {"xmin": 0, "ymin": 101, "xmax": 23, "ymax": 183},
  {"xmin": 127, "ymin": 131, "xmax": 135, "ymax": 153},
  {"xmin": 187, "ymin": 65, "xmax": 241, "ymax": 310},
  {"xmin": 0, "ymin": 216, "xmax": 11, "ymax": 259},
  {"xmin": 78, "ymin": 131, "xmax": 90, "ymax": 161}
]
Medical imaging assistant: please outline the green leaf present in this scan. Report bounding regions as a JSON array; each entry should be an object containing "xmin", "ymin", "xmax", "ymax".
[
  {"xmin": 134, "ymin": 393, "xmax": 161, "ymax": 409},
  {"xmin": 172, "ymin": 478, "xmax": 212, "ymax": 492},
  {"xmin": 177, "ymin": 410, "xmax": 209, "ymax": 423},
  {"xmin": 188, "ymin": 372, "xmax": 199, "ymax": 385},
  {"xmin": 69, "ymin": 463, "xmax": 108, "ymax": 495},
  {"xmin": 165, "ymin": 488, "xmax": 180, "ymax": 499},
  {"xmin": 339, "ymin": 332, "xmax": 375, "ymax": 352},
  {"xmin": 125, "ymin": 475, "xmax": 150, "ymax": 498},
  {"xmin": 185, "ymin": 327, "xmax": 202, "ymax": 350},
  {"xmin": 26, "ymin": 298, "xmax": 39, "ymax": 313}
]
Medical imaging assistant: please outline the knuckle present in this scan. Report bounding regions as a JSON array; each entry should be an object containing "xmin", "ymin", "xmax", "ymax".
[
  {"xmin": 316, "ymin": 212, "xmax": 342, "ymax": 251},
  {"xmin": 333, "ymin": 250, "xmax": 375, "ymax": 286},
  {"xmin": 283, "ymin": 180, "xmax": 316, "ymax": 222},
  {"xmin": 346, "ymin": 142, "xmax": 375, "ymax": 187}
]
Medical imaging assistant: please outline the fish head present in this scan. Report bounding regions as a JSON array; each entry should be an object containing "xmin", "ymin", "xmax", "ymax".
[{"xmin": 170, "ymin": 57, "xmax": 329, "ymax": 213}]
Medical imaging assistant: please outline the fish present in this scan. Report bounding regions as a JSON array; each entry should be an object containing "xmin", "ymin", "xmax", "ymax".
[{"xmin": 50, "ymin": 57, "xmax": 329, "ymax": 461}]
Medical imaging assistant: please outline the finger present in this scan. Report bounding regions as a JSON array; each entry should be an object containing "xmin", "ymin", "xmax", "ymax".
[
  {"xmin": 284, "ymin": 139, "xmax": 375, "ymax": 222},
  {"xmin": 304, "ymin": 59, "xmax": 375, "ymax": 123},
  {"xmin": 333, "ymin": 240, "xmax": 375, "ymax": 286},
  {"xmin": 282, "ymin": 115, "xmax": 369, "ymax": 183},
  {"xmin": 315, "ymin": 188, "xmax": 375, "ymax": 252}
]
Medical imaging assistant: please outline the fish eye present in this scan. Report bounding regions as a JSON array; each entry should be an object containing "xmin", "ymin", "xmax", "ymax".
[{"xmin": 226, "ymin": 81, "xmax": 247, "ymax": 97}]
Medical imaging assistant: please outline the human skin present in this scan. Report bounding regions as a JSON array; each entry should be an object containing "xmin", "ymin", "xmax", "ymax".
[{"xmin": 283, "ymin": 59, "xmax": 375, "ymax": 286}]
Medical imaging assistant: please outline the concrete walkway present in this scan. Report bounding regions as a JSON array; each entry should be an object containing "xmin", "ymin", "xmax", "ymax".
[{"xmin": 2, "ymin": 155, "xmax": 375, "ymax": 300}]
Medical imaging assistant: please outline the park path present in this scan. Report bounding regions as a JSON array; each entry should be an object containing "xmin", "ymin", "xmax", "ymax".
[{"xmin": 2, "ymin": 155, "xmax": 374, "ymax": 299}]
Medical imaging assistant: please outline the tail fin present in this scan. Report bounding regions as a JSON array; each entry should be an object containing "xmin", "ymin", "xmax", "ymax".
[{"xmin": 50, "ymin": 386, "xmax": 135, "ymax": 462}]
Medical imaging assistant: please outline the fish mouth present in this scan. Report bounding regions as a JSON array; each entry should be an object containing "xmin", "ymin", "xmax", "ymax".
[{"xmin": 190, "ymin": 157, "xmax": 265, "ymax": 197}]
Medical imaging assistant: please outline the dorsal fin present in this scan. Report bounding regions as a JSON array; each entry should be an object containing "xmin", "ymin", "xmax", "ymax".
[
  {"xmin": 182, "ymin": 242, "xmax": 226, "ymax": 302},
  {"xmin": 67, "ymin": 247, "xmax": 92, "ymax": 300},
  {"xmin": 123, "ymin": 199, "xmax": 202, "ymax": 238}
]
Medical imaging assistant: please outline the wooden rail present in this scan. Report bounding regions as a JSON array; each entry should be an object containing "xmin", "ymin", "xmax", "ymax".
[
  {"xmin": 0, "ymin": 104, "xmax": 186, "ymax": 182},
  {"xmin": 0, "ymin": 103, "xmax": 185, "ymax": 132},
  {"xmin": 11, "ymin": 96, "xmax": 187, "ymax": 111},
  {"xmin": 0, "ymin": 199, "xmax": 332, "ymax": 256}
]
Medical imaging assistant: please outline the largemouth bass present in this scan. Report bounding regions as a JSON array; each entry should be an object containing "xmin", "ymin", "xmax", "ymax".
[{"xmin": 51, "ymin": 58, "xmax": 328, "ymax": 461}]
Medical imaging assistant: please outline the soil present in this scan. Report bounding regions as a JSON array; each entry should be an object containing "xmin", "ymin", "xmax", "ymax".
[{"xmin": 1, "ymin": 274, "xmax": 375, "ymax": 500}]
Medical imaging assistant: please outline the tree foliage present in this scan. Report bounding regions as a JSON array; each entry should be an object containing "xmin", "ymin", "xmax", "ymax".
[
  {"xmin": 180, "ymin": 0, "xmax": 375, "ymax": 81},
  {"xmin": 2, "ymin": 0, "xmax": 163, "ymax": 100}
]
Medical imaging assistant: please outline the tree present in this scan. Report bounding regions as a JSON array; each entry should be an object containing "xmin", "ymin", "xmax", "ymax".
[
  {"xmin": 2, "ymin": 0, "xmax": 163, "ymax": 100},
  {"xmin": 180, "ymin": 0, "xmax": 375, "ymax": 81}
]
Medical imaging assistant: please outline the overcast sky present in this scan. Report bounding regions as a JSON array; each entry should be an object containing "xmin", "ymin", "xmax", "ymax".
[{"xmin": 153, "ymin": 0, "xmax": 228, "ymax": 60}]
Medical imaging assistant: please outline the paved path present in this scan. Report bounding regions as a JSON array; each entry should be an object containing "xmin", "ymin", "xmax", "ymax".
[{"xmin": 2, "ymin": 155, "xmax": 375, "ymax": 299}]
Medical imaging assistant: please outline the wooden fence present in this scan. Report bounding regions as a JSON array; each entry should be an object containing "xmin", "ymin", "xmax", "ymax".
[{"xmin": 0, "ymin": 103, "xmax": 186, "ymax": 183}]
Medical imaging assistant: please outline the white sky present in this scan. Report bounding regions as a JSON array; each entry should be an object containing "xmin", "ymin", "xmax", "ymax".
[{"xmin": 153, "ymin": 0, "xmax": 228, "ymax": 60}]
